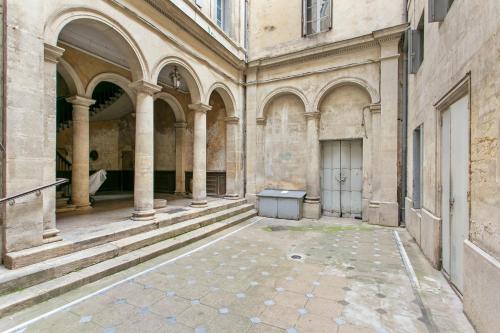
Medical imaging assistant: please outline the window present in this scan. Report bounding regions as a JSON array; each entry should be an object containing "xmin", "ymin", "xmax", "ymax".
[
  {"xmin": 409, "ymin": 13, "xmax": 424, "ymax": 74},
  {"xmin": 303, "ymin": 0, "xmax": 332, "ymax": 36},
  {"xmin": 429, "ymin": 0, "xmax": 454, "ymax": 22},
  {"xmin": 413, "ymin": 126, "xmax": 424, "ymax": 209},
  {"xmin": 216, "ymin": 0, "xmax": 225, "ymax": 30}
]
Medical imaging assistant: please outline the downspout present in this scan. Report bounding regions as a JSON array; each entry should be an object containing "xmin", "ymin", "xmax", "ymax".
[
  {"xmin": 400, "ymin": 0, "xmax": 409, "ymax": 225},
  {"xmin": 242, "ymin": 0, "xmax": 249, "ymax": 196},
  {"xmin": 1, "ymin": 0, "xmax": 6, "ymax": 264}
]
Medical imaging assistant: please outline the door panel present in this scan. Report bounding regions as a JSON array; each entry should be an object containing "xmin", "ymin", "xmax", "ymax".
[
  {"xmin": 321, "ymin": 139, "xmax": 363, "ymax": 218},
  {"xmin": 449, "ymin": 96, "xmax": 469, "ymax": 292},
  {"xmin": 441, "ymin": 108, "xmax": 451, "ymax": 275},
  {"xmin": 441, "ymin": 95, "xmax": 469, "ymax": 293}
]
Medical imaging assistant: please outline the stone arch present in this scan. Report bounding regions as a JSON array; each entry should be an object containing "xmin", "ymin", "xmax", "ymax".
[
  {"xmin": 313, "ymin": 77, "xmax": 379, "ymax": 111},
  {"xmin": 57, "ymin": 59, "xmax": 85, "ymax": 96},
  {"xmin": 85, "ymin": 73, "xmax": 136, "ymax": 107},
  {"xmin": 154, "ymin": 92, "xmax": 186, "ymax": 123},
  {"xmin": 259, "ymin": 87, "xmax": 309, "ymax": 119},
  {"xmin": 205, "ymin": 82, "xmax": 237, "ymax": 117},
  {"xmin": 151, "ymin": 56, "xmax": 204, "ymax": 104},
  {"xmin": 44, "ymin": 7, "xmax": 148, "ymax": 81}
]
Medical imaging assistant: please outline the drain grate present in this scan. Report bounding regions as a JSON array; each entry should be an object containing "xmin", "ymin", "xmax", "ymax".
[{"xmin": 291, "ymin": 254, "xmax": 302, "ymax": 260}]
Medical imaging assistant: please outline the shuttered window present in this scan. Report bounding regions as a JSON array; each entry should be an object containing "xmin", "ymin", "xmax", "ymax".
[
  {"xmin": 429, "ymin": 0, "xmax": 454, "ymax": 22},
  {"xmin": 303, "ymin": 0, "xmax": 332, "ymax": 36},
  {"xmin": 409, "ymin": 14, "xmax": 424, "ymax": 74}
]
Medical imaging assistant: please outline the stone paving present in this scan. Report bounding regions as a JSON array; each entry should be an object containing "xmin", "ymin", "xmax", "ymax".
[{"xmin": 0, "ymin": 217, "xmax": 475, "ymax": 333}]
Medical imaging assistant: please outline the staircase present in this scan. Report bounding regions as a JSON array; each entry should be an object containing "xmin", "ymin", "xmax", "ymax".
[
  {"xmin": 56, "ymin": 152, "xmax": 72, "ymax": 210},
  {"xmin": 57, "ymin": 82, "xmax": 124, "ymax": 132},
  {"xmin": 0, "ymin": 199, "xmax": 257, "ymax": 317}
]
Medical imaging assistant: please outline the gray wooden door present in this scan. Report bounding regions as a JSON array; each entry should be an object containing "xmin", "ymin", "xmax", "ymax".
[
  {"xmin": 441, "ymin": 95, "xmax": 469, "ymax": 293},
  {"xmin": 321, "ymin": 140, "xmax": 363, "ymax": 218}
]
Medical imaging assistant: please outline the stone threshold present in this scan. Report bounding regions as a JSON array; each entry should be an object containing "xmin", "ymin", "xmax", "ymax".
[
  {"xmin": 4, "ymin": 199, "xmax": 248, "ymax": 270},
  {"xmin": 0, "ymin": 210, "xmax": 257, "ymax": 318}
]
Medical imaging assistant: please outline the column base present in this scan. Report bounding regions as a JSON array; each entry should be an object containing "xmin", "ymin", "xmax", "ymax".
[
  {"xmin": 368, "ymin": 201, "xmax": 399, "ymax": 227},
  {"xmin": 224, "ymin": 194, "xmax": 240, "ymax": 200},
  {"xmin": 42, "ymin": 228, "xmax": 62, "ymax": 244},
  {"xmin": 303, "ymin": 199, "xmax": 321, "ymax": 219},
  {"xmin": 190, "ymin": 200, "xmax": 208, "ymax": 208},
  {"xmin": 73, "ymin": 203, "xmax": 92, "ymax": 211},
  {"xmin": 132, "ymin": 209, "xmax": 156, "ymax": 221}
]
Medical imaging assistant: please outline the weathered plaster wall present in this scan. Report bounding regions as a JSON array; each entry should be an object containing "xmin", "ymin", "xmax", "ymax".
[
  {"xmin": 319, "ymin": 85, "xmax": 370, "ymax": 140},
  {"xmin": 207, "ymin": 92, "xmax": 226, "ymax": 171},
  {"xmin": 154, "ymin": 100, "xmax": 176, "ymax": 171},
  {"xmin": 407, "ymin": 0, "xmax": 499, "ymax": 258},
  {"xmin": 406, "ymin": 1, "xmax": 499, "ymax": 332},
  {"xmin": 262, "ymin": 94, "xmax": 307, "ymax": 190},
  {"xmin": 248, "ymin": 0, "xmax": 404, "ymax": 60}
]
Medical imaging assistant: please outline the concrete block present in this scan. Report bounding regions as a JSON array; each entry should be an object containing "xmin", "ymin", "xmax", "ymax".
[{"xmin": 463, "ymin": 240, "xmax": 500, "ymax": 333}]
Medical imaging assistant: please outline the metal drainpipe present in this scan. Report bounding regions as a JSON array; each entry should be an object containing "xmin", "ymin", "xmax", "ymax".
[
  {"xmin": 401, "ymin": 0, "xmax": 409, "ymax": 226},
  {"xmin": 242, "ymin": 0, "xmax": 249, "ymax": 197}
]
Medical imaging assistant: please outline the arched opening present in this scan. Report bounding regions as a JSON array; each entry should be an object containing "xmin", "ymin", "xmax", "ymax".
[
  {"xmin": 153, "ymin": 99, "xmax": 177, "ymax": 194},
  {"xmin": 259, "ymin": 93, "xmax": 307, "ymax": 192},
  {"xmin": 206, "ymin": 91, "xmax": 227, "ymax": 196},
  {"xmin": 51, "ymin": 17, "xmax": 144, "ymax": 235},
  {"xmin": 317, "ymin": 84, "xmax": 372, "ymax": 219}
]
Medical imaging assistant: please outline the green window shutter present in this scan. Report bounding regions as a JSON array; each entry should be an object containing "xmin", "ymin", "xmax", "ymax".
[
  {"xmin": 409, "ymin": 29, "xmax": 423, "ymax": 74},
  {"xmin": 429, "ymin": 0, "xmax": 449, "ymax": 22}
]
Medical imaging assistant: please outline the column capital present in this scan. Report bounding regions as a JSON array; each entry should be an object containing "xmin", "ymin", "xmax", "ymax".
[
  {"xmin": 304, "ymin": 111, "xmax": 321, "ymax": 119},
  {"xmin": 189, "ymin": 103, "xmax": 212, "ymax": 113},
  {"xmin": 129, "ymin": 80, "xmax": 162, "ymax": 95},
  {"xmin": 174, "ymin": 122, "xmax": 187, "ymax": 128},
  {"xmin": 370, "ymin": 103, "xmax": 381, "ymax": 113},
  {"xmin": 256, "ymin": 117, "xmax": 266, "ymax": 126},
  {"xmin": 224, "ymin": 116, "xmax": 240, "ymax": 124},
  {"xmin": 66, "ymin": 96, "xmax": 96, "ymax": 107},
  {"xmin": 44, "ymin": 43, "xmax": 65, "ymax": 64}
]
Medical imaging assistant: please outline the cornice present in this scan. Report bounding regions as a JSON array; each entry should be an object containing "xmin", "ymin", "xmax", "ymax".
[
  {"xmin": 129, "ymin": 80, "xmax": 162, "ymax": 95},
  {"xmin": 44, "ymin": 43, "xmax": 65, "ymax": 64},
  {"xmin": 248, "ymin": 24, "xmax": 408, "ymax": 70}
]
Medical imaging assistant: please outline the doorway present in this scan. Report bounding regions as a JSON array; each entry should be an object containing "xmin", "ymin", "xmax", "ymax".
[
  {"xmin": 321, "ymin": 139, "xmax": 363, "ymax": 218},
  {"xmin": 441, "ymin": 95, "xmax": 469, "ymax": 293}
]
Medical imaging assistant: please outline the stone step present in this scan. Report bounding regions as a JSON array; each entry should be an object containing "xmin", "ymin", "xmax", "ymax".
[
  {"xmin": 0, "ymin": 210, "xmax": 258, "ymax": 318},
  {"xmin": 4, "ymin": 199, "xmax": 247, "ymax": 269},
  {"xmin": 0, "ymin": 203, "xmax": 255, "ymax": 296}
]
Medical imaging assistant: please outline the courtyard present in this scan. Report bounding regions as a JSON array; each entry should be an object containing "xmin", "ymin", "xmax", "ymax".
[{"xmin": 0, "ymin": 217, "xmax": 474, "ymax": 333}]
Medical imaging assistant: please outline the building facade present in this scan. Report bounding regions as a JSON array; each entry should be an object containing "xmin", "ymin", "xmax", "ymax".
[
  {"xmin": 404, "ymin": 1, "xmax": 499, "ymax": 332},
  {"xmin": 0, "ymin": 0, "xmax": 498, "ymax": 332}
]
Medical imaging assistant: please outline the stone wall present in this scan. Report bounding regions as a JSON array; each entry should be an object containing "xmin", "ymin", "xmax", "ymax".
[
  {"xmin": 248, "ymin": 0, "xmax": 404, "ymax": 60},
  {"xmin": 154, "ymin": 100, "xmax": 176, "ymax": 171},
  {"xmin": 406, "ymin": 0, "xmax": 499, "ymax": 332},
  {"xmin": 207, "ymin": 92, "xmax": 226, "ymax": 171},
  {"xmin": 262, "ymin": 94, "xmax": 307, "ymax": 190}
]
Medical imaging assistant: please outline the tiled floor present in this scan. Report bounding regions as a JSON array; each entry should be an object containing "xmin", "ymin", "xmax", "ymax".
[{"xmin": 0, "ymin": 217, "xmax": 475, "ymax": 333}]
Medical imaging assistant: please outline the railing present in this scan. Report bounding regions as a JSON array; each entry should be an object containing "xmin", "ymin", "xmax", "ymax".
[
  {"xmin": 56, "ymin": 151, "xmax": 72, "ymax": 171},
  {"xmin": 0, "ymin": 178, "xmax": 69, "ymax": 206}
]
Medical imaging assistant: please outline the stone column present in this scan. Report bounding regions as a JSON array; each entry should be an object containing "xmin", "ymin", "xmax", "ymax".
[
  {"xmin": 130, "ymin": 80, "xmax": 162, "ymax": 220},
  {"xmin": 189, "ymin": 103, "xmax": 212, "ymax": 207},
  {"xmin": 245, "ymin": 68, "xmax": 258, "ymax": 203},
  {"xmin": 42, "ymin": 43, "xmax": 64, "ymax": 243},
  {"xmin": 368, "ymin": 36, "xmax": 401, "ymax": 226},
  {"xmin": 66, "ymin": 96, "xmax": 95, "ymax": 210},
  {"xmin": 303, "ymin": 111, "xmax": 322, "ymax": 219},
  {"xmin": 224, "ymin": 116, "xmax": 240, "ymax": 199},
  {"xmin": 255, "ymin": 117, "xmax": 266, "ymax": 193},
  {"xmin": 174, "ymin": 122, "xmax": 187, "ymax": 195}
]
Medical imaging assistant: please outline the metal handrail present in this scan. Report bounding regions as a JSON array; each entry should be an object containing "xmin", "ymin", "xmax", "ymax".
[{"xmin": 0, "ymin": 178, "xmax": 69, "ymax": 206}]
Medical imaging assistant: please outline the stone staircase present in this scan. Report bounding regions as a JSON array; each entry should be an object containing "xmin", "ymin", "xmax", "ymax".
[{"xmin": 0, "ymin": 199, "xmax": 256, "ymax": 317}]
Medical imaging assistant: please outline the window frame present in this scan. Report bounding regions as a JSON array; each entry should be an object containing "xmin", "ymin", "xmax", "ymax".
[
  {"xmin": 412, "ymin": 125, "xmax": 424, "ymax": 209},
  {"xmin": 302, "ymin": 0, "xmax": 333, "ymax": 37}
]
